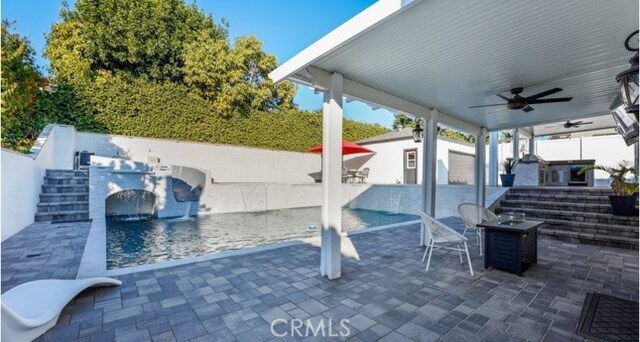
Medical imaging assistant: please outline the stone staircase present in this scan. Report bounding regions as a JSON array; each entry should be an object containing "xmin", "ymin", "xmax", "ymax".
[
  {"xmin": 495, "ymin": 186, "xmax": 639, "ymax": 249},
  {"xmin": 35, "ymin": 169, "xmax": 90, "ymax": 222}
]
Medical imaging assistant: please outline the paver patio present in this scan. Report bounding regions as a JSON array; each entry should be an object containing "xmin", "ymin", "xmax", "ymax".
[{"xmin": 2, "ymin": 217, "xmax": 638, "ymax": 341}]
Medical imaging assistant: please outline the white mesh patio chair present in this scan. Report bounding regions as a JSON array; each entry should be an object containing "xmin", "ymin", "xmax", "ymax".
[
  {"xmin": 457, "ymin": 203, "xmax": 499, "ymax": 256},
  {"xmin": 419, "ymin": 211, "xmax": 474, "ymax": 276}
]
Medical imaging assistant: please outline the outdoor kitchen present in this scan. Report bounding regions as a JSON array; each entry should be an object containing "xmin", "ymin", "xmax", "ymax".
[{"xmin": 513, "ymin": 154, "xmax": 595, "ymax": 187}]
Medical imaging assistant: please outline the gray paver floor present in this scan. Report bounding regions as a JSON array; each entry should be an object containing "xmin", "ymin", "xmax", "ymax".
[
  {"xmin": 2, "ymin": 217, "xmax": 638, "ymax": 341},
  {"xmin": 1, "ymin": 220, "xmax": 91, "ymax": 291}
]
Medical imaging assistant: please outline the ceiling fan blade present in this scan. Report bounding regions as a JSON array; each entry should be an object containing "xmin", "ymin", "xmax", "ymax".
[
  {"xmin": 581, "ymin": 122, "xmax": 593, "ymax": 125},
  {"xmin": 526, "ymin": 87, "xmax": 563, "ymax": 100},
  {"xmin": 468, "ymin": 104, "xmax": 507, "ymax": 108},
  {"xmin": 527, "ymin": 97, "xmax": 573, "ymax": 104},
  {"xmin": 496, "ymin": 94, "xmax": 512, "ymax": 102},
  {"xmin": 522, "ymin": 106, "xmax": 535, "ymax": 113}
]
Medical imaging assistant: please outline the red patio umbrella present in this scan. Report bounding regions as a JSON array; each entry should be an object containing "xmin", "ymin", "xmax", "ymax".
[{"xmin": 307, "ymin": 140, "xmax": 374, "ymax": 155}]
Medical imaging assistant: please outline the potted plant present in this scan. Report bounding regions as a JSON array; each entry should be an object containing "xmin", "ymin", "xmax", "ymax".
[
  {"xmin": 500, "ymin": 158, "xmax": 516, "ymax": 187},
  {"xmin": 579, "ymin": 161, "xmax": 638, "ymax": 216}
]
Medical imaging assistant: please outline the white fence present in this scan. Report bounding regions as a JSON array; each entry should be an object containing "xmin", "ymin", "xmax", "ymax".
[
  {"xmin": 76, "ymin": 132, "xmax": 321, "ymax": 183},
  {"xmin": 1, "ymin": 125, "xmax": 76, "ymax": 241}
]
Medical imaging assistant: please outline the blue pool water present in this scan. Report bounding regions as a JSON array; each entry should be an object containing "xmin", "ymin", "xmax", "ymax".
[{"xmin": 106, "ymin": 207, "xmax": 419, "ymax": 269}]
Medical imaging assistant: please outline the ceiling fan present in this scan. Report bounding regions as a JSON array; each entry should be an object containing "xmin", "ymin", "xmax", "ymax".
[
  {"xmin": 469, "ymin": 87, "xmax": 572, "ymax": 112},
  {"xmin": 546, "ymin": 120, "xmax": 593, "ymax": 129}
]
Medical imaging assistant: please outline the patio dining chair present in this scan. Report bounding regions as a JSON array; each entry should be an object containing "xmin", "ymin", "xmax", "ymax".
[
  {"xmin": 356, "ymin": 167, "xmax": 370, "ymax": 183},
  {"xmin": 419, "ymin": 211, "xmax": 474, "ymax": 276},
  {"xmin": 457, "ymin": 203, "xmax": 499, "ymax": 256}
]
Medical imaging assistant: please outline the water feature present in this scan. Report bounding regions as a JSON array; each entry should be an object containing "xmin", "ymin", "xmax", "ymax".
[{"xmin": 105, "ymin": 189, "xmax": 156, "ymax": 221}]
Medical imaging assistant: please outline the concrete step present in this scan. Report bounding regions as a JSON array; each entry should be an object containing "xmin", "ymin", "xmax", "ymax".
[
  {"xmin": 505, "ymin": 193, "xmax": 612, "ymax": 205},
  {"xmin": 496, "ymin": 206, "xmax": 638, "ymax": 226},
  {"xmin": 46, "ymin": 169, "xmax": 89, "ymax": 178},
  {"xmin": 41, "ymin": 185, "xmax": 89, "ymax": 194},
  {"xmin": 34, "ymin": 210, "xmax": 90, "ymax": 222},
  {"xmin": 44, "ymin": 177, "xmax": 89, "ymax": 185},
  {"xmin": 508, "ymin": 186, "xmax": 614, "ymax": 196},
  {"xmin": 39, "ymin": 193, "xmax": 90, "ymax": 203},
  {"xmin": 539, "ymin": 228, "xmax": 639, "ymax": 250},
  {"xmin": 501, "ymin": 199, "xmax": 617, "ymax": 214},
  {"xmin": 532, "ymin": 217, "xmax": 639, "ymax": 238},
  {"xmin": 37, "ymin": 201, "xmax": 89, "ymax": 213}
]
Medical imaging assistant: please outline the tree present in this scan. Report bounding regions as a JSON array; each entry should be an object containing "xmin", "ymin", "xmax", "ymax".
[
  {"xmin": 392, "ymin": 114, "xmax": 416, "ymax": 130},
  {"xmin": 1, "ymin": 20, "xmax": 44, "ymax": 151},
  {"xmin": 45, "ymin": 0, "xmax": 296, "ymax": 115},
  {"xmin": 48, "ymin": 0, "xmax": 224, "ymax": 83},
  {"xmin": 182, "ymin": 34, "xmax": 295, "ymax": 116}
]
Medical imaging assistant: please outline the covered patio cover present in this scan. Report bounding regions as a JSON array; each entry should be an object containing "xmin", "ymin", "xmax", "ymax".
[{"xmin": 270, "ymin": 0, "xmax": 639, "ymax": 279}]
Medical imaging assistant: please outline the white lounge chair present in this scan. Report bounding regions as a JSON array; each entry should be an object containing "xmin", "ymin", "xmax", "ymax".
[
  {"xmin": 2, "ymin": 277, "xmax": 122, "ymax": 342},
  {"xmin": 457, "ymin": 203, "xmax": 499, "ymax": 256},
  {"xmin": 419, "ymin": 211, "xmax": 474, "ymax": 276}
]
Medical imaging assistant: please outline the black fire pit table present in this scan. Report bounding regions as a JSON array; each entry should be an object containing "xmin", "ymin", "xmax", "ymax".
[{"xmin": 477, "ymin": 219, "xmax": 544, "ymax": 276}]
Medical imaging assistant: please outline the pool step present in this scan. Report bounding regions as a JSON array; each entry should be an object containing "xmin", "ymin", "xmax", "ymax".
[{"xmin": 35, "ymin": 169, "xmax": 90, "ymax": 223}]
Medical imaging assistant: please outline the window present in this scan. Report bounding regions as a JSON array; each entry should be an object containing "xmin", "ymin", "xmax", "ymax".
[{"xmin": 406, "ymin": 151, "xmax": 417, "ymax": 169}]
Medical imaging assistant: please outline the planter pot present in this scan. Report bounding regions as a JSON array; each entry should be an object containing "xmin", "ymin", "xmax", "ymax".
[
  {"xmin": 500, "ymin": 174, "xmax": 516, "ymax": 187},
  {"xmin": 608, "ymin": 194, "xmax": 638, "ymax": 216}
]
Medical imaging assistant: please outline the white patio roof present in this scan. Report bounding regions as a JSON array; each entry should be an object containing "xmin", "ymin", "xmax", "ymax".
[
  {"xmin": 270, "ymin": 0, "xmax": 639, "ymax": 134},
  {"xmin": 530, "ymin": 114, "xmax": 617, "ymax": 137}
]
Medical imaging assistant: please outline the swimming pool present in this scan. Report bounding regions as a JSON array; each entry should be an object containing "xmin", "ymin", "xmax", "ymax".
[{"xmin": 106, "ymin": 207, "xmax": 418, "ymax": 269}]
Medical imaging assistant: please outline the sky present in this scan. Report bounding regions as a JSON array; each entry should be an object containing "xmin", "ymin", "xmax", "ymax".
[{"xmin": 1, "ymin": 0, "xmax": 397, "ymax": 128}]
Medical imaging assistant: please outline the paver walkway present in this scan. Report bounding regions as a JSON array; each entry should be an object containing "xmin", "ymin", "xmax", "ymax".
[
  {"xmin": 2, "ymin": 218, "xmax": 638, "ymax": 341},
  {"xmin": 1, "ymin": 220, "xmax": 91, "ymax": 291}
]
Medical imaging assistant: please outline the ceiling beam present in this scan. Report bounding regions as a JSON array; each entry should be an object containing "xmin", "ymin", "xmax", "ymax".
[
  {"xmin": 301, "ymin": 66, "xmax": 482, "ymax": 135},
  {"xmin": 488, "ymin": 110, "xmax": 612, "ymax": 132}
]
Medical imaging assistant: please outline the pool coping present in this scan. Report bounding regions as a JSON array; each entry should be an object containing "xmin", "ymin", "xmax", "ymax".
[{"xmin": 76, "ymin": 214, "xmax": 421, "ymax": 278}]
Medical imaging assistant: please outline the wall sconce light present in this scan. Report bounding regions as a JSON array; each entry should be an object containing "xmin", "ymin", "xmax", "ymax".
[
  {"xmin": 615, "ymin": 30, "xmax": 639, "ymax": 121},
  {"xmin": 413, "ymin": 118, "xmax": 425, "ymax": 143}
]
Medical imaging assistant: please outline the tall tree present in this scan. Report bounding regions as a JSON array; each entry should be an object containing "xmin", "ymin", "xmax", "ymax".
[
  {"xmin": 392, "ymin": 114, "xmax": 416, "ymax": 130},
  {"xmin": 45, "ymin": 0, "xmax": 296, "ymax": 115},
  {"xmin": 1, "ymin": 20, "xmax": 44, "ymax": 151}
]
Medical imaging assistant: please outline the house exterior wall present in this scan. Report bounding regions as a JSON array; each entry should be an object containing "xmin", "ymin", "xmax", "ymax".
[
  {"xmin": 346, "ymin": 137, "xmax": 476, "ymax": 184},
  {"xmin": 348, "ymin": 134, "xmax": 633, "ymax": 186}
]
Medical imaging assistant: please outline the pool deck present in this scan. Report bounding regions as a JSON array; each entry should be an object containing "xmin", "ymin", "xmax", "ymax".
[{"xmin": 1, "ymin": 217, "xmax": 638, "ymax": 341}]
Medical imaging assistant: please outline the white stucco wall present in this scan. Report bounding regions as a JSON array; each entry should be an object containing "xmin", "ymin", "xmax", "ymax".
[
  {"xmin": 76, "ymin": 132, "xmax": 321, "ymax": 183},
  {"xmin": 1, "ymin": 125, "xmax": 76, "ymax": 241},
  {"xmin": 345, "ymin": 137, "xmax": 476, "ymax": 184},
  {"xmin": 536, "ymin": 135, "xmax": 634, "ymax": 185}
]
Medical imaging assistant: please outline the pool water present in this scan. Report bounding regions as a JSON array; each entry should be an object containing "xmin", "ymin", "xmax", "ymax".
[{"xmin": 106, "ymin": 207, "xmax": 418, "ymax": 269}]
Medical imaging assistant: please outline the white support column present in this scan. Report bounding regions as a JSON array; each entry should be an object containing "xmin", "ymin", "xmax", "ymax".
[
  {"xmin": 635, "ymin": 142, "xmax": 639, "ymax": 183},
  {"xmin": 475, "ymin": 128, "xmax": 487, "ymax": 206},
  {"xmin": 512, "ymin": 128, "xmax": 520, "ymax": 162},
  {"xmin": 420, "ymin": 109, "xmax": 438, "ymax": 246},
  {"xmin": 529, "ymin": 135, "xmax": 536, "ymax": 156},
  {"xmin": 319, "ymin": 72, "xmax": 343, "ymax": 280},
  {"xmin": 488, "ymin": 131, "xmax": 499, "ymax": 186}
]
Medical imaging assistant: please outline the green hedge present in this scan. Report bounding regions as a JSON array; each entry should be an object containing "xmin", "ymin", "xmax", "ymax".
[{"xmin": 74, "ymin": 77, "xmax": 389, "ymax": 152}]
